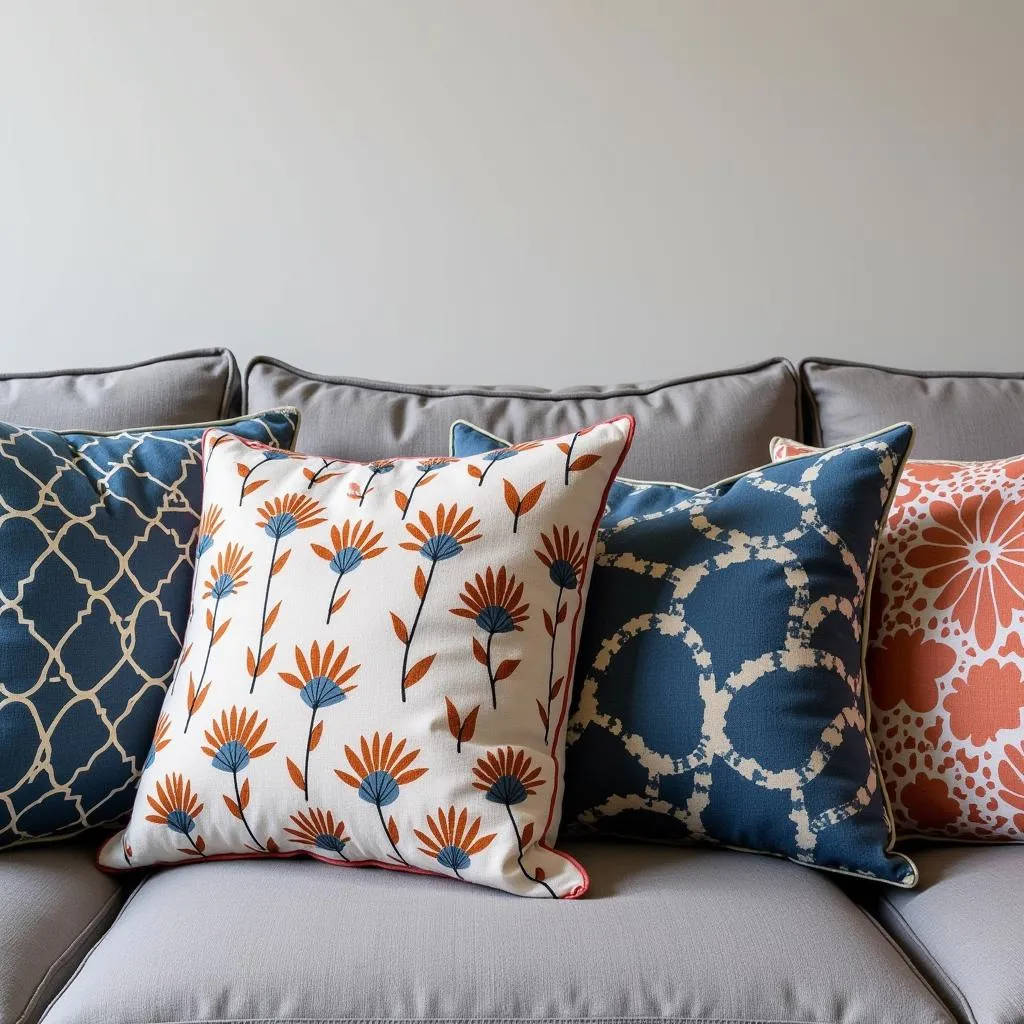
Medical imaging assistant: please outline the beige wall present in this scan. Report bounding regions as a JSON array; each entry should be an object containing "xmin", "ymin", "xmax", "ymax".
[{"xmin": 1, "ymin": 1, "xmax": 1021, "ymax": 384}]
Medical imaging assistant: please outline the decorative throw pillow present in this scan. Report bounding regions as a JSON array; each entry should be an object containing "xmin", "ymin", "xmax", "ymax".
[
  {"xmin": 99, "ymin": 417, "xmax": 634, "ymax": 898},
  {"xmin": 0, "ymin": 410, "xmax": 299, "ymax": 849},
  {"xmin": 452, "ymin": 420, "xmax": 918, "ymax": 885},
  {"xmin": 773, "ymin": 439, "xmax": 1024, "ymax": 841}
]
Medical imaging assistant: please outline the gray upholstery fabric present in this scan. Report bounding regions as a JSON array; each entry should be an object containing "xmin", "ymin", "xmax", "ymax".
[
  {"xmin": 874, "ymin": 845, "xmax": 1024, "ymax": 1024},
  {"xmin": 42, "ymin": 843, "xmax": 951, "ymax": 1024},
  {"xmin": 802, "ymin": 359, "xmax": 1024, "ymax": 457},
  {"xmin": 244, "ymin": 357, "xmax": 799, "ymax": 485},
  {"xmin": 0, "ymin": 843, "xmax": 130, "ymax": 1024},
  {"xmin": 0, "ymin": 349, "xmax": 241, "ymax": 430}
]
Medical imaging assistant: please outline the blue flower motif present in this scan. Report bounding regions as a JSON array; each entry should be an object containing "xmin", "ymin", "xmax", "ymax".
[
  {"xmin": 436, "ymin": 845, "xmax": 471, "ymax": 872},
  {"xmin": 484, "ymin": 774, "xmax": 529, "ymax": 805},
  {"xmin": 210, "ymin": 739, "xmax": 251, "ymax": 774},
  {"xmin": 300, "ymin": 675, "xmax": 349, "ymax": 711},
  {"xmin": 330, "ymin": 546, "xmax": 364, "ymax": 574},
  {"xmin": 358, "ymin": 769, "xmax": 400, "ymax": 807},
  {"xmin": 166, "ymin": 809, "xmax": 196, "ymax": 835}
]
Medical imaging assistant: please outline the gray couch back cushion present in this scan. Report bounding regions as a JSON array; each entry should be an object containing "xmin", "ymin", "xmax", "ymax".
[
  {"xmin": 803, "ymin": 359, "xmax": 1024, "ymax": 458},
  {"xmin": 245, "ymin": 357, "xmax": 799, "ymax": 485},
  {"xmin": 0, "ymin": 349, "xmax": 241, "ymax": 430}
]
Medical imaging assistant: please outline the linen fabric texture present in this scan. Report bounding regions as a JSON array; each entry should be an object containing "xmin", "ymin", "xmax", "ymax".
[
  {"xmin": 452, "ymin": 420, "xmax": 917, "ymax": 885},
  {"xmin": 0, "ymin": 410, "xmax": 299, "ymax": 849},
  {"xmin": 100, "ymin": 417, "xmax": 634, "ymax": 897},
  {"xmin": 775, "ymin": 439, "xmax": 1024, "ymax": 841}
]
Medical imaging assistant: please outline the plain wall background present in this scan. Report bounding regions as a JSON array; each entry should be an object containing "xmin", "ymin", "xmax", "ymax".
[{"xmin": 1, "ymin": 0, "xmax": 1021, "ymax": 385}]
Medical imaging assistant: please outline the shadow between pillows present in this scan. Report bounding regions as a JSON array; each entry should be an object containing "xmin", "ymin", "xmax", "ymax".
[{"xmin": 451, "ymin": 418, "xmax": 919, "ymax": 887}]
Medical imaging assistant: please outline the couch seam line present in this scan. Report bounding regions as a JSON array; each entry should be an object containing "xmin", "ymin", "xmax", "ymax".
[
  {"xmin": 876, "ymin": 895, "xmax": 977, "ymax": 1024},
  {"xmin": 14, "ymin": 884, "xmax": 129, "ymax": 1024}
]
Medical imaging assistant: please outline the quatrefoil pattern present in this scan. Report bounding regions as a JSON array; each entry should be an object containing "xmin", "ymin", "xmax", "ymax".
[
  {"xmin": 0, "ymin": 410, "xmax": 297, "ymax": 848},
  {"xmin": 452, "ymin": 420, "xmax": 918, "ymax": 885}
]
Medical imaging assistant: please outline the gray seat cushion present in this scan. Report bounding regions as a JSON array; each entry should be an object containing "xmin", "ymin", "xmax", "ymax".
[
  {"xmin": 42, "ymin": 842, "xmax": 951, "ymax": 1024},
  {"xmin": 801, "ymin": 359, "xmax": 1024, "ymax": 457},
  {"xmin": 0, "ymin": 349, "xmax": 241, "ymax": 430},
  {"xmin": 1, "ymin": 843, "xmax": 130, "ymax": 1024},
  {"xmin": 244, "ymin": 357, "xmax": 799, "ymax": 485},
  {"xmin": 874, "ymin": 845, "xmax": 1024, "ymax": 1024}
]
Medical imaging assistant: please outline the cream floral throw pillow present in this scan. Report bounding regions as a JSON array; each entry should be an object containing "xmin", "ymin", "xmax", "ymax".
[{"xmin": 99, "ymin": 417, "xmax": 634, "ymax": 897}]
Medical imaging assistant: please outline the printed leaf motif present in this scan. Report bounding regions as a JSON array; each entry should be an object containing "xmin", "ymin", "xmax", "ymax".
[
  {"xmin": 414, "ymin": 566, "xmax": 427, "ymax": 600},
  {"xmin": 187, "ymin": 677, "xmax": 211, "ymax": 716},
  {"xmin": 569, "ymin": 453, "xmax": 601, "ymax": 472},
  {"xmin": 266, "ymin": 837, "xmax": 279, "ymax": 853},
  {"xmin": 243, "ymin": 479, "xmax": 269, "ymax": 498},
  {"xmin": 330, "ymin": 591, "xmax": 349, "ymax": 616},
  {"xmin": 224, "ymin": 795, "xmax": 242, "ymax": 819},
  {"xmin": 467, "ymin": 464, "xmax": 482, "ymax": 480},
  {"xmin": 494, "ymin": 658, "xmax": 520, "ymax": 682},
  {"xmin": 311, "ymin": 543, "xmax": 334, "ymax": 560},
  {"xmin": 503, "ymin": 479, "xmax": 521, "ymax": 515},
  {"xmin": 236, "ymin": 463, "xmax": 250, "ymax": 478},
  {"xmin": 391, "ymin": 613, "xmax": 409, "ymax": 645},
  {"xmin": 388, "ymin": 816, "xmax": 400, "ymax": 846},
  {"xmin": 462, "ymin": 705, "xmax": 479, "ymax": 742},
  {"xmin": 263, "ymin": 601, "xmax": 281, "ymax": 635},
  {"xmin": 394, "ymin": 490, "xmax": 409, "ymax": 513},
  {"xmin": 271, "ymin": 550, "xmax": 291, "ymax": 577},
  {"xmin": 205, "ymin": 607, "xmax": 215, "ymax": 631},
  {"xmin": 239, "ymin": 778, "xmax": 250, "ymax": 810},
  {"xmin": 472, "ymin": 636, "xmax": 487, "ymax": 665},
  {"xmin": 212, "ymin": 618, "xmax": 231, "ymax": 645},
  {"xmin": 445, "ymin": 696, "xmax": 461, "ymax": 739},
  {"xmin": 536, "ymin": 699, "xmax": 548, "ymax": 729},
  {"xmin": 557, "ymin": 603, "xmax": 567, "ymax": 624},
  {"xmin": 309, "ymin": 720, "xmax": 324, "ymax": 751},
  {"xmin": 521, "ymin": 821, "xmax": 535, "ymax": 846},
  {"xmin": 246, "ymin": 646, "xmax": 256, "ymax": 677},
  {"xmin": 403, "ymin": 654, "xmax": 435, "ymax": 689},
  {"xmin": 517, "ymin": 481, "xmax": 545, "ymax": 516},
  {"xmin": 543, "ymin": 609, "xmax": 554, "ymax": 637},
  {"xmin": 286, "ymin": 758, "xmax": 305, "ymax": 792},
  {"xmin": 557, "ymin": 442, "xmax": 571, "ymax": 455},
  {"xmin": 534, "ymin": 867, "xmax": 546, "ymax": 881},
  {"xmin": 551, "ymin": 676, "xmax": 563, "ymax": 699},
  {"xmin": 195, "ymin": 835, "xmax": 206, "ymax": 854}
]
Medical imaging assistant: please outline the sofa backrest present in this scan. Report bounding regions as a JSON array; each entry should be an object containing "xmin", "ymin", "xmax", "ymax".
[
  {"xmin": 802, "ymin": 358, "xmax": 1024, "ymax": 458},
  {"xmin": 244, "ymin": 356, "xmax": 800, "ymax": 486},
  {"xmin": 0, "ymin": 349, "xmax": 241, "ymax": 431}
]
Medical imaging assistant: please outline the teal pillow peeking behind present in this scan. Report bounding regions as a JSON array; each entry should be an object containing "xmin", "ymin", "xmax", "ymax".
[
  {"xmin": 451, "ymin": 418, "xmax": 918, "ymax": 886},
  {"xmin": 0, "ymin": 409, "xmax": 298, "ymax": 848}
]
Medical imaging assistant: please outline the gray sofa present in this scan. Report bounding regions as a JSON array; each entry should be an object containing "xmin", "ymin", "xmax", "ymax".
[{"xmin": 3, "ymin": 350, "xmax": 1023, "ymax": 1024}]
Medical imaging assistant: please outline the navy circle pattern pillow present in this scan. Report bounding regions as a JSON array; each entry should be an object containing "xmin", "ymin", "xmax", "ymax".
[
  {"xmin": 452, "ymin": 419, "xmax": 917, "ymax": 885},
  {"xmin": 0, "ymin": 410, "xmax": 298, "ymax": 848}
]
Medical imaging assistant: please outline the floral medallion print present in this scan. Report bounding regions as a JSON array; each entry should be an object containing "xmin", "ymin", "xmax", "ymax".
[
  {"xmin": 99, "ymin": 417, "xmax": 634, "ymax": 897},
  {"xmin": 773, "ymin": 441, "xmax": 1024, "ymax": 841}
]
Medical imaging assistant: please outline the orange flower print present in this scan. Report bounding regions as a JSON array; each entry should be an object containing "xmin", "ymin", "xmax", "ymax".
[
  {"xmin": 145, "ymin": 773, "xmax": 206, "ymax": 857},
  {"xmin": 393, "ymin": 504, "xmax": 481, "ymax": 701},
  {"xmin": 905, "ymin": 491, "xmax": 1024, "ymax": 650},
  {"xmin": 284, "ymin": 808, "xmax": 350, "ymax": 858},
  {"xmin": 900, "ymin": 773, "xmax": 961, "ymax": 832},
  {"xmin": 557, "ymin": 427, "xmax": 601, "ymax": 486},
  {"xmin": 535, "ymin": 526, "xmax": 587, "ymax": 742},
  {"xmin": 943, "ymin": 659, "xmax": 1024, "ymax": 745},
  {"xmin": 248, "ymin": 494, "xmax": 328, "ymax": 693},
  {"xmin": 451, "ymin": 567, "xmax": 529, "ymax": 709},
  {"xmin": 202, "ymin": 707, "xmax": 276, "ymax": 851},
  {"xmin": 414, "ymin": 806, "xmax": 496, "ymax": 880},
  {"xmin": 195, "ymin": 503, "xmax": 225, "ymax": 561},
  {"xmin": 867, "ymin": 629, "xmax": 955, "ymax": 713},
  {"xmin": 310, "ymin": 520, "xmax": 386, "ymax": 623},
  {"xmin": 998, "ymin": 742, "xmax": 1024, "ymax": 833},
  {"xmin": 143, "ymin": 713, "xmax": 172, "ymax": 771},
  {"xmin": 336, "ymin": 732, "xmax": 428, "ymax": 865}
]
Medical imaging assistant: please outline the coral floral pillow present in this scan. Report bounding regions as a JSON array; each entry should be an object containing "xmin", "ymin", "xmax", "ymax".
[
  {"xmin": 773, "ymin": 440, "xmax": 1024, "ymax": 840},
  {"xmin": 100, "ymin": 417, "xmax": 633, "ymax": 897}
]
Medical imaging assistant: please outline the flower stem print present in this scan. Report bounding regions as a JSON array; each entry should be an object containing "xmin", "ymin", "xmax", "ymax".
[
  {"xmin": 280, "ymin": 641, "xmax": 360, "ymax": 801},
  {"xmin": 473, "ymin": 747, "xmax": 555, "ymax": 896},
  {"xmin": 249, "ymin": 494, "xmax": 327, "ymax": 693},
  {"xmin": 466, "ymin": 441, "xmax": 541, "ymax": 487},
  {"xmin": 189, "ymin": 502, "xmax": 224, "ymax": 603},
  {"xmin": 184, "ymin": 541, "xmax": 252, "ymax": 732},
  {"xmin": 304, "ymin": 458, "xmax": 344, "ymax": 489},
  {"xmin": 335, "ymin": 732, "xmax": 427, "ymax": 865},
  {"xmin": 558, "ymin": 427, "xmax": 601, "ymax": 486},
  {"xmin": 145, "ymin": 773, "xmax": 206, "ymax": 857},
  {"xmin": 414, "ymin": 806, "xmax": 496, "ymax": 881},
  {"xmin": 444, "ymin": 697, "xmax": 480, "ymax": 753},
  {"xmin": 202, "ymin": 707, "xmax": 276, "ymax": 851},
  {"xmin": 391, "ymin": 504, "xmax": 481, "ymax": 701},
  {"xmin": 310, "ymin": 519, "xmax": 386, "ymax": 623},
  {"xmin": 237, "ymin": 450, "xmax": 292, "ymax": 506},
  {"xmin": 450, "ymin": 567, "xmax": 529, "ymax": 708},
  {"xmin": 349, "ymin": 459, "xmax": 395, "ymax": 507},
  {"xmin": 535, "ymin": 526, "xmax": 586, "ymax": 742},
  {"xmin": 394, "ymin": 458, "xmax": 455, "ymax": 520},
  {"xmin": 284, "ymin": 808, "xmax": 351, "ymax": 859}
]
